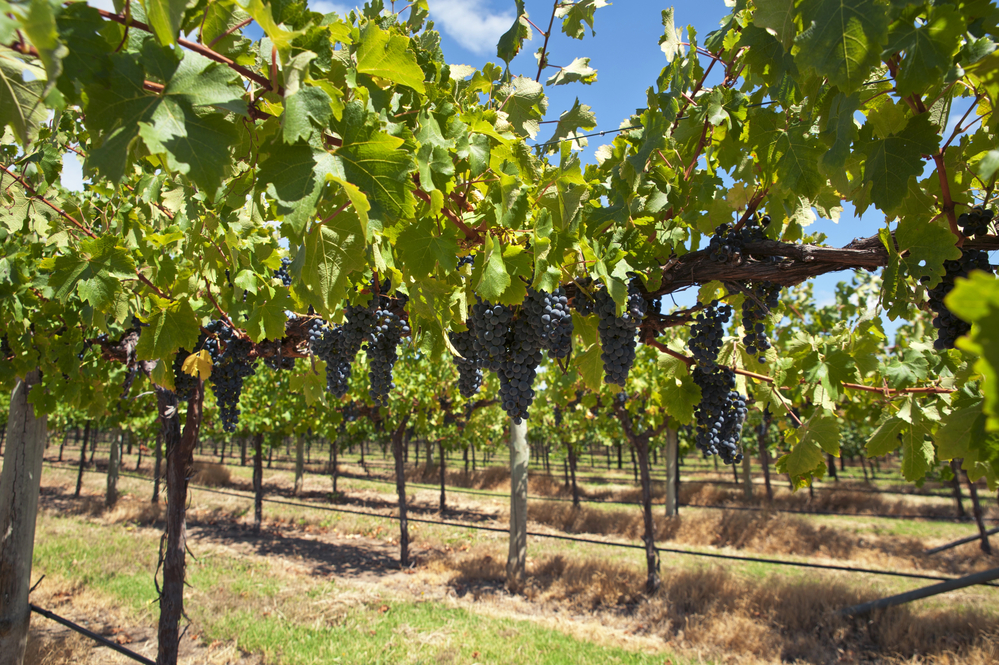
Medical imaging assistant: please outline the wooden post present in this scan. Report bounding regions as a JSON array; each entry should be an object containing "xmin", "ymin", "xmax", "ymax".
[
  {"xmin": 757, "ymin": 420, "xmax": 772, "ymax": 503},
  {"xmin": 293, "ymin": 434, "xmax": 305, "ymax": 496},
  {"xmin": 330, "ymin": 437, "xmax": 339, "ymax": 495},
  {"xmin": 507, "ymin": 418, "xmax": 529, "ymax": 589},
  {"xmin": 665, "ymin": 428, "xmax": 678, "ymax": 517},
  {"xmin": 152, "ymin": 430, "xmax": 163, "ymax": 504},
  {"xmin": 439, "ymin": 439, "xmax": 446, "ymax": 514},
  {"xmin": 391, "ymin": 415, "xmax": 412, "ymax": 567},
  {"xmin": 156, "ymin": 379, "xmax": 202, "ymax": 665},
  {"xmin": 106, "ymin": 430, "xmax": 121, "ymax": 508},
  {"xmin": 741, "ymin": 449, "xmax": 752, "ymax": 499},
  {"xmin": 950, "ymin": 459, "xmax": 966, "ymax": 519},
  {"xmin": 826, "ymin": 452, "xmax": 838, "ymax": 481},
  {"xmin": 75, "ymin": 421, "xmax": 90, "ymax": 498},
  {"xmin": 0, "ymin": 369, "xmax": 47, "ymax": 665},
  {"xmin": 240, "ymin": 437, "xmax": 247, "ymax": 467},
  {"xmin": 568, "ymin": 444, "xmax": 580, "ymax": 508},
  {"xmin": 253, "ymin": 434, "xmax": 263, "ymax": 532},
  {"xmin": 964, "ymin": 469, "xmax": 993, "ymax": 555}
]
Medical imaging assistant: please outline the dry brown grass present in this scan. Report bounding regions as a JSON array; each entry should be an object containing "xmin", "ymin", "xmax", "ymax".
[
  {"xmin": 527, "ymin": 502, "xmax": 857, "ymax": 559},
  {"xmin": 434, "ymin": 549, "xmax": 999, "ymax": 664},
  {"xmin": 190, "ymin": 462, "xmax": 232, "ymax": 487}
]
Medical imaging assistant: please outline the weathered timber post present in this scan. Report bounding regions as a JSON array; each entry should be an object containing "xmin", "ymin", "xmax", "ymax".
[{"xmin": 0, "ymin": 370, "xmax": 47, "ymax": 665}]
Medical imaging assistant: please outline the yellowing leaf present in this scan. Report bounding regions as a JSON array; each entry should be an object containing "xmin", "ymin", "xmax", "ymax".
[{"xmin": 181, "ymin": 349, "xmax": 213, "ymax": 381}]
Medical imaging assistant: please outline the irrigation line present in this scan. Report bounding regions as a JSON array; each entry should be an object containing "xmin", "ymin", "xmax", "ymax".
[
  {"xmin": 76, "ymin": 467, "xmax": 996, "ymax": 589},
  {"xmin": 338, "ymin": 472, "xmax": 976, "ymax": 523},
  {"xmin": 30, "ymin": 604, "xmax": 156, "ymax": 665}
]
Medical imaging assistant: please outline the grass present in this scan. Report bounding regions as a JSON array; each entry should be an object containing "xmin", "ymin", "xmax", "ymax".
[{"xmin": 29, "ymin": 510, "xmax": 691, "ymax": 665}]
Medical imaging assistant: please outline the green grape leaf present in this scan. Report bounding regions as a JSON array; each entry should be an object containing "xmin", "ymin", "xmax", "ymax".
[
  {"xmin": 883, "ymin": 4, "xmax": 964, "ymax": 97},
  {"xmin": 355, "ymin": 22, "xmax": 426, "ymax": 94},
  {"xmin": 19, "ymin": 0, "xmax": 66, "ymax": 90},
  {"xmin": 753, "ymin": 0, "xmax": 797, "ymax": 49},
  {"xmin": 239, "ymin": 0, "xmax": 305, "ymax": 51},
  {"xmin": 948, "ymin": 271, "xmax": 999, "ymax": 431},
  {"xmin": 900, "ymin": 412, "xmax": 934, "ymax": 481},
  {"xmin": 476, "ymin": 234, "xmax": 510, "ymax": 302},
  {"xmin": 658, "ymin": 371, "xmax": 699, "ymax": 426},
  {"xmin": 298, "ymin": 210, "xmax": 367, "ymax": 318},
  {"xmin": 497, "ymin": 0, "xmax": 529, "ymax": 65},
  {"xmin": 546, "ymin": 57, "xmax": 597, "ymax": 86},
  {"xmin": 557, "ymin": 0, "xmax": 608, "ymax": 40},
  {"xmin": 41, "ymin": 236, "xmax": 135, "ymax": 309},
  {"xmin": 139, "ymin": 0, "xmax": 186, "ymax": 47},
  {"xmin": 794, "ymin": 0, "xmax": 888, "ymax": 93},
  {"xmin": 895, "ymin": 215, "xmax": 961, "ymax": 287},
  {"xmin": 860, "ymin": 113, "xmax": 940, "ymax": 213},
  {"xmin": 936, "ymin": 394, "xmax": 986, "ymax": 460},
  {"xmin": 882, "ymin": 348, "xmax": 930, "ymax": 387},
  {"xmin": 659, "ymin": 8, "xmax": 684, "ymax": 62},
  {"xmin": 542, "ymin": 98, "xmax": 597, "ymax": 149},
  {"xmin": 336, "ymin": 102, "xmax": 416, "ymax": 226},
  {"xmin": 778, "ymin": 412, "xmax": 839, "ymax": 481},
  {"xmin": 0, "ymin": 48, "xmax": 47, "ymax": 146},
  {"xmin": 496, "ymin": 76, "xmax": 547, "ymax": 139},
  {"xmin": 395, "ymin": 216, "xmax": 459, "ymax": 280},
  {"xmin": 135, "ymin": 295, "xmax": 201, "ymax": 361},
  {"xmin": 866, "ymin": 413, "xmax": 904, "ymax": 456},
  {"xmin": 244, "ymin": 286, "xmax": 291, "ymax": 343}
]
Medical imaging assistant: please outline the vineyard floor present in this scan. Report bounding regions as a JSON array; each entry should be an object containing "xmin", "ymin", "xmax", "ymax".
[{"xmin": 20, "ymin": 454, "xmax": 999, "ymax": 664}]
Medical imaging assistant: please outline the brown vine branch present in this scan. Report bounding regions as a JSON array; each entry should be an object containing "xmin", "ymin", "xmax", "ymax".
[
  {"xmin": 94, "ymin": 8, "xmax": 283, "ymax": 96},
  {"xmin": 412, "ymin": 189, "xmax": 480, "ymax": 242},
  {"xmin": 534, "ymin": 1, "xmax": 559, "ymax": 83},
  {"xmin": 208, "ymin": 17, "xmax": 254, "ymax": 49},
  {"xmin": 0, "ymin": 163, "xmax": 96, "ymax": 238}
]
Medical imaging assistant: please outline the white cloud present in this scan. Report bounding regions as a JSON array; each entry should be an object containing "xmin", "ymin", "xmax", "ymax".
[
  {"xmin": 309, "ymin": 0, "xmax": 356, "ymax": 15},
  {"xmin": 427, "ymin": 0, "xmax": 515, "ymax": 56}
]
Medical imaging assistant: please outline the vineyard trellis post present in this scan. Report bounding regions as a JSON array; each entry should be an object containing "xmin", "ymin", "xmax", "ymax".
[
  {"xmin": 294, "ymin": 435, "xmax": 305, "ymax": 496},
  {"xmin": 391, "ymin": 413, "xmax": 413, "ymax": 567},
  {"xmin": 253, "ymin": 434, "xmax": 264, "ymax": 532},
  {"xmin": 664, "ymin": 428, "xmax": 678, "ymax": 518},
  {"xmin": 106, "ymin": 430, "xmax": 120, "ymax": 508},
  {"xmin": 0, "ymin": 369, "xmax": 47, "ymax": 665},
  {"xmin": 154, "ymin": 376, "xmax": 199, "ymax": 665},
  {"xmin": 507, "ymin": 418, "xmax": 529, "ymax": 589}
]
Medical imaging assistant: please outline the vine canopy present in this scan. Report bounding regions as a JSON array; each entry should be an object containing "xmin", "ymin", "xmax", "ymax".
[{"xmin": 1, "ymin": 0, "xmax": 999, "ymax": 487}]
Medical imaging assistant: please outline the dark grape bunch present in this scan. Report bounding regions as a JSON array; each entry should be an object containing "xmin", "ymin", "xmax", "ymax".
[
  {"xmin": 926, "ymin": 249, "xmax": 994, "ymax": 350},
  {"xmin": 958, "ymin": 206, "xmax": 995, "ymax": 238},
  {"xmin": 366, "ymin": 300, "xmax": 410, "ymax": 407},
  {"xmin": 274, "ymin": 257, "xmax": 293, "ymax": 286},
  {"xmin": 468, "ymin": 299, "xmax": 543, "ymax": 423},
  {"xmin": 524, "ymin": 287, "xmax": 574, "ymax": 358},
  {"xmin": 308, "ymin": 302, "xmax": 379, "ymax": 398},
  {"xmin": 707, "ymin": 214, "xmax": 771, "ymax": 265},
  {"xmin": 456, "ymin": 255, "xmax": 475, "ymax": 269},
  {"xmin": 172, "ymin": 345, "xmax": 201, "ymax": 400},
  {"xmin": 688, "ymin": 301, "xmax": 746, "ymax": 464},
  {"xmin": 449, "ymin": 325, "xmax": 483, "ymax": 398},
  {"xmin": 470, "ymin": 300, "xmax": 514, "ymax": 371},
  {"xmin": 204, "ymin": 320, "xmax": 257, "ymax": 432},
  {"xmin": 593, "ymin": 281, "xmax": 647, "ymax": 386},
  {"xmin": 263, "ymin": 350, "xmax": 295, "ymax": 371},
  {"xmin": 497, "ymin": 315, "xmax": 544, "ymax": 423},
  {"xmin": 741, "ymin": 282, "xmax": 781, "ymax": 362},
  {"xmin": 571, "ymin": 277, "xmax": 595, "ymax": 315}
]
